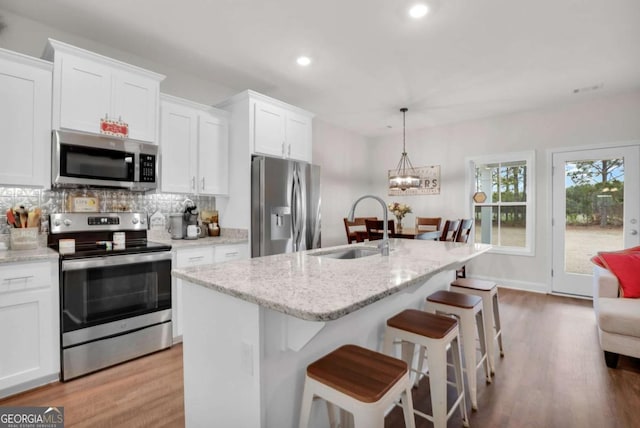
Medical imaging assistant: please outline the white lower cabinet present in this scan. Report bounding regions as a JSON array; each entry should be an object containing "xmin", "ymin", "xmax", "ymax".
[
  {"xmin": 0, "ymin": 260, "xmax": 59, "ymax": 399},
  {"xmin": 172, "ymin": 243, "xmax": 248, "ymax": 341}
]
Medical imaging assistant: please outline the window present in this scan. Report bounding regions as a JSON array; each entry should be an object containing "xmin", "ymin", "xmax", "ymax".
[{"xmin": 468, "ymin": 151, "xmax": 535, "ymax": 255}]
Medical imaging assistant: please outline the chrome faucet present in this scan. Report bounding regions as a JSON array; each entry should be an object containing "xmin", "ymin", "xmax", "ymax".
[{"xmin": 348, "ymin": 195, "xmax": 390, "ymax": 256}]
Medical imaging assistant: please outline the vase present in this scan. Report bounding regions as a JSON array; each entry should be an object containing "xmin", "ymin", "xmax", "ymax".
[{"xmin": 396, "ymin": 217, "xmax": 403, "ymax": 233}]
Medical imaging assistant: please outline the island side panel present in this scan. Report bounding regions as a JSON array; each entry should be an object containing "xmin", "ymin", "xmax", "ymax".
[
  {"xmin": 182, "ymin": 281, "xmax": 262, "ymax": 428},
  {"xmin": 261, "ymin": 269, "xmax": 455, "ymax": 428}
]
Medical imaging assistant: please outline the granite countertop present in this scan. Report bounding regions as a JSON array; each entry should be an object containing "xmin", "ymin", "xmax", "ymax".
[
  {"xmin": 0, "ymin": 246, "xmax": 60, "ymax": 264},
  {"xmin": 148, "ymin": 228, "xmax": 248, "ymax": 249},
  {"xmin": 152, "ymin": 235, "xmax": 248, "ymax": 249},
  {"xmin": 172, "ymin": 239, "xmax": 491, "ymax": 321}
]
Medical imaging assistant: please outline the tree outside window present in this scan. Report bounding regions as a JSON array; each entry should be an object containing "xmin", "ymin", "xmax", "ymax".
[{"xmin": 470, "ymin": 151, "xmax": 535, "ymax": 255}]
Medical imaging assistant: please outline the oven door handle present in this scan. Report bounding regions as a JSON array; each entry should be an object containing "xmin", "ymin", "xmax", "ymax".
[{"xmin": 62, "ymin": 251, "xmax": 172, "ymax": 271}]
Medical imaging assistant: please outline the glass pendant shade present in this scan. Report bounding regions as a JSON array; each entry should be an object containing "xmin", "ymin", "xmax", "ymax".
[{"xmin": 389, "ymin": 108, "xmax": 420, "ymax": 191}]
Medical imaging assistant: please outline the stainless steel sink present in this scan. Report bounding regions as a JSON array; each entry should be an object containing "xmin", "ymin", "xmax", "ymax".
[{"xmin": 311, "ymin": 247, "xmax": 380, "ymax": 259}]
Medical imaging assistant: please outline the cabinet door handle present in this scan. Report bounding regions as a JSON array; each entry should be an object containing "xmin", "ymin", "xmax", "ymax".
[
  {"xmin": 288, "ymin": 144, "xmax": 291, "ymax": 157},
  {"xmin": 192, "ymin": 177, "xmax": 196, "ymax": 191},
  {"xmin": 188, "ymin": 256, "xmax": 205, "ymax": 262},
  {"xmin": 224, "ymin": 252, "xmax": 239, "ymax": 257},
  {"xmin": 282, "ymin": 142, "xmax": 285, "ymax": 157},
  {"xmin": 201, "ymin": 177, "xmax": 205, "ymax": 191}
]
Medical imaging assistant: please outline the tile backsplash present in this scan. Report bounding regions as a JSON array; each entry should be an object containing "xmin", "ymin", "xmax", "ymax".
[{"xmin": 0, "ymin": 187, "xmax": 215, "ymax": 234}]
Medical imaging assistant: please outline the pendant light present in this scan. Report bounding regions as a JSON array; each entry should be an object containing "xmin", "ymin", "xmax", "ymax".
[{"xmin": 389, "ymin": 107, "xmax": 420, "ymax": 191}]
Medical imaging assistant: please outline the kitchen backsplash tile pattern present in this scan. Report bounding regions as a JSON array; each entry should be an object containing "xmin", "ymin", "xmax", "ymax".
[{"xmin": 0, "ymin": 186, "xmax": 215, "ymax": 235}]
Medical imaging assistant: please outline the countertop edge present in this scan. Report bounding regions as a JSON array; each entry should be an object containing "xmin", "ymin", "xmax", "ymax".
[
  {"xmin": 172, "ymin": 246, "xmax": 486, "ymax": 321},
  {"xmin": 0, "ymin": 247, "xmax": 60, "ymax": 264}
]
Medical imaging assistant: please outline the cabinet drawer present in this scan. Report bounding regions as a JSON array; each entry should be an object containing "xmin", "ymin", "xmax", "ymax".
[
  {"xmin": 176, "ymin": 247, "xmax": 214, "ymax": 267},
  {"xmin": 0, "ymin": 262, "xmax": 52, "ymax": 294},
  {"xmin": 214, "ymin": 244, "xmax": 248, "ymax": 263}
]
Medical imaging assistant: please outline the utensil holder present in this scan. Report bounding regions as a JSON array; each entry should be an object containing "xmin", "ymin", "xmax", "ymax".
[{"xmin": 10, "ymin": 228, "xmax": 39, "ymax": 250}]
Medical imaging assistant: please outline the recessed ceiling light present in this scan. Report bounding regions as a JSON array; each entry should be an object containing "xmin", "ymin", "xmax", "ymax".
[
  {"xmin": 296, "ymin": 56, "xmax": 311, "ymax": 66},
  {"xmin": 409, "ymin": 4, "xmax": 429, "ymax": 19}
]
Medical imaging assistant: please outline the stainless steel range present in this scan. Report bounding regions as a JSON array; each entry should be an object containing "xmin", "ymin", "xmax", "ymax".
[{"xmin": 48, "ymin": 212, "xmax": 172, "ymax": 381}]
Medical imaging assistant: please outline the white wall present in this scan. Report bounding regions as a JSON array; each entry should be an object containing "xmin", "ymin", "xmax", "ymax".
[
  {"xmin": 312, "ymin": 119, "xmax": 373, "ymax": 247},
  {"xmin": 370, "ymin": 90, "xmax": 640, "ymax": 292}
]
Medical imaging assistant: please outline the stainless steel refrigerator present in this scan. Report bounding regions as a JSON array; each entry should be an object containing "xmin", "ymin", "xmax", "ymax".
[{"xmin": 251, "ymin": 156, "xmax": 321, "ymax": 257}]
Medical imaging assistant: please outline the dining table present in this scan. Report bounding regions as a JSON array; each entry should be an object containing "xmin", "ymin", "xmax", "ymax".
[
  {"xmin": 391, "ymin": 227, "xmax": 420, "ymax": 239},
  {"xmin": 351, "ymin": 228, "xmax": 440, "ymax": 241},
  {"xmin": 393, "ymin": 228, "xmax": 442, "ymax": 239}
]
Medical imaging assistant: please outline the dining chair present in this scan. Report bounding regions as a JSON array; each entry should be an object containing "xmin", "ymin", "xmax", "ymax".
[
  {"xmin": 365, "ymin": 219, "xmax": 395, "ymax": 241},
  {"xmin": 455, "ymin": 219, "xmax": 474, "ymax": 278},
  {"xmin": 343, "ymin": 217, "xmax": 377, "ymax": 243},
  {"xmin": 455, "ymin": 219, "xmax": 473, "ymax": 243},
  {"xmin": 415, "ymin": 217, "xmax": 442, "ymax": 233},
  {"xmin": 439, "ymin": 219, "xmax": 461, "ymax": 241}
]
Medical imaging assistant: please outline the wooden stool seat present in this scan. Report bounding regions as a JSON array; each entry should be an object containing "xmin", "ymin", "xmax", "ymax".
[
  {"xmin": 299, "ymin": 344, "xmax": 415, "ymax": 428},
  {"xmin": 387, "ymin": 309, "xmax": 457, "ymax": 339},
  {"xmin": 427, "ymin": 290, "xmax": 482, "ymax": 309},
  {"xmin": 451, "ymin": 278, "xmax": 497, "ymax": 292},
  {"xmin": 307, "ymin": 344, "xmax": 408, "ymax": 404}
]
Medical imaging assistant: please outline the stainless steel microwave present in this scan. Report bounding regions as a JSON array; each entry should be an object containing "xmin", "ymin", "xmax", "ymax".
[{"xmin": 52, "ymin": 130, "xmax": 158, "ymax": 191}]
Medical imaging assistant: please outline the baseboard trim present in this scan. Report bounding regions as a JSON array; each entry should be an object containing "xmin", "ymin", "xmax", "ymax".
[
  {"xmin": 466, "ymin": 275, "xmax": 549, "ymax": 294},
  {"xmin": 0, "ymin": 373, "xmax": 59, "ymax": 400}
]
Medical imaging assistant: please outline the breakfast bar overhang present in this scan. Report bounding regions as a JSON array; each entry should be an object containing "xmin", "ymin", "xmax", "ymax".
[{"xmin": 172, "ymin": 239, "xmax": 491, "ymax": 428}]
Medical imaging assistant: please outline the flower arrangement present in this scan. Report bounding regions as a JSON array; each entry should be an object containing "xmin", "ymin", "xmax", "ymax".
[{"xmin": 388, "ymin": 202, "xmax": 412, "ymax": 220}]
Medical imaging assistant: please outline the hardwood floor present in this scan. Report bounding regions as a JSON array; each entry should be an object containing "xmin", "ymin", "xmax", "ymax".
[
  {"xmin": 1, "ymin": 288, "xmax": 638, "ymax": 427},
  {"xmin": 0, "ymin": 344, "xmax": 185, "ymax": 427}
]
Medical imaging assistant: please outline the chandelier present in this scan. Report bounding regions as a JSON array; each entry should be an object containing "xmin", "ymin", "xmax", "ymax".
[{"xmin": 389, "ymin": 108, "xmax": 420, "ymax": 191}]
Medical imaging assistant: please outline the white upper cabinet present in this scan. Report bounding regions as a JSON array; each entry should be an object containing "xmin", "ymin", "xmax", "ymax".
[
  {"xmin": 198, "ymin": 112, "xmax": 229, "ymax": 195},
  {"xmin": 43, "ymin": 39, "xmax": 165, "ymax": 143},
  {"xmin": 254, "ymin": 100, "xmax": 287, "ymax": 157},
  {"xmin": 252, "ymin": 95, "xmax": 313, "ymax": 162},
  {"xmin": 160, "ymin": 94, "xmax": 229, "ymax": 195},
  {"xmin": 159, "ymin": 98, "xmax": 197, "ymax": 194},
  {"xmin": 219, "ymin": 90, "xmax": 314, "ymax": 163},
  {"xmin": 0, "ymin": 48, "xmax": 52, "ymax": 187},
  {"xmin": 286, "ymin": 110, "xmax": 313, "ymax": 162}
]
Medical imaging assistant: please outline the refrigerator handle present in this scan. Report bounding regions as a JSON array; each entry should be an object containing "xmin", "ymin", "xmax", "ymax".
[{"xmin": 291, "ymin": 164, "xmax": 303, "ymax": 251}]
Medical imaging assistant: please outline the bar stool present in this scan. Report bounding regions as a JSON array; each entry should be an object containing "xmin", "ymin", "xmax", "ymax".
[
  {"xmin": 451, "ymin": 278, "xmax": 504, "ymax": 374},
  {"xmin": 298, "ymin": 344, "xmax": 415, "ymax": 428},
  {"xmin": 383, "ymin": 309, "xmax": 469, "ymax": 428},
  {"xmin": 425, "ymin": 290, "xmax": 491, "ymax": 411}
]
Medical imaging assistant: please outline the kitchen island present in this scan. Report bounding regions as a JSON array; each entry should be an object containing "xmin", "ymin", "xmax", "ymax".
[{"xmin": 172, "ymin": 238, "xmax": 491, "ymax": 428}]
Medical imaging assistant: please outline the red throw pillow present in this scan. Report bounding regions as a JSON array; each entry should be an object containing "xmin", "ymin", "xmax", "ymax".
[
  {"xmin": 591, "ymin": 255, "xmax": 605, "ymax": 268},
  {"xmin": 591, "ymin": 245, "xmax": 640, "ymax": 269},
  {"xmin": 598, "ymin": 251, "xmax": 640, "ymax": 298}
]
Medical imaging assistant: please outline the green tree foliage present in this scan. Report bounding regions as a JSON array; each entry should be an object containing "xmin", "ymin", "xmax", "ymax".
[{"xmin": 565, "ymin": 159, "xmax": 624, "ymax": 227}]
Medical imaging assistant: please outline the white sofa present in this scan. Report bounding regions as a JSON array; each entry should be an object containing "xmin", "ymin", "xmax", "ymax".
[{"xmin": 593, "ymin": 265, "xmax": 640, "ymax": 368}]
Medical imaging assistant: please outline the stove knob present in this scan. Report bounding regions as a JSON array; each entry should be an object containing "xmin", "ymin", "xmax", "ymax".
[
  {"xmin": 140, "ymin": 217, "xmax": 146, "ymax": 225},
  {"xmin": 53, "ymin": 219, "xmax": 62, "ymax": 227},
  {"xmin": 132, "ymin": 218, "xmax": 139, "ymax": 225},
  {"xmin": 63, "ymin": 219, "xmax": 72, "ymax": 227}
]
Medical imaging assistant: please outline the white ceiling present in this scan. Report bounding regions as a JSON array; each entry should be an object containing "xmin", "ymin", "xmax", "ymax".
[{"xmin": 1, "ymin": 0, "xmax": 639, "ymax": 137}]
